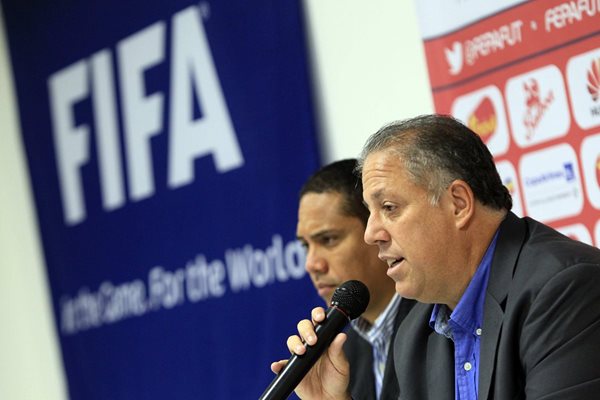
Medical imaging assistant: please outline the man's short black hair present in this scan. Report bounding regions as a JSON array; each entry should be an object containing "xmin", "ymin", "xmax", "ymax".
[{"xmin": 300, "ymin": 159, "xmax": 369, "ymax": 226}]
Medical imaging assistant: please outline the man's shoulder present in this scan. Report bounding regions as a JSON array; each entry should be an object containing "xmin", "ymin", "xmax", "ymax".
[
  {"xmin": 516, "ymin": 217, "xmax": 600, "ymax": 275},
  {"xmin": 490, "ymin": 214, "xmax": 600, "ymax": 325},
  {"xmin": 497, "ymin": 214, "xmax": 600, "ymax": 282}
]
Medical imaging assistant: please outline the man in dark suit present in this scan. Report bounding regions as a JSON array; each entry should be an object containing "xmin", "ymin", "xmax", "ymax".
[
  {"xmin": 273, "ymin": 114, "xmax": 600, "ymax": 400},
  {"xmin": 296, "ymin": 159, "xmax": 415, "ymax": 399}
]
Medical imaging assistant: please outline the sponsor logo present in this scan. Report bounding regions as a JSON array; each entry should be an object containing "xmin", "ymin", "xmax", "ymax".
[
  {"xmin": 519, "ymin": 144, "xmax": 583, "ymax": 223},
  {"xmin": 523, "ymin": 78, "xmax": 554, "ymax": 139},
  {"xmin": 496, "ymin": 160, "xmax": 523, "ymax": 217},
  {"xmin": 566, "ymin": 48, "xmax": 600, "ymax": 130},
  {"xmin": 451, "ymin": 85, "xmax": 509, "ymax": 156},
  {"xmin": 588, "ymin": 57, "xmax": 600, "ymax": 102},
  {"xmin": 468, "ymin": 96, "xmax": 497, "ymax": 144},
  {"xmin": 580, "ymin": 133, "xmax": 600, "ymax": 209},
  {"xmin": 506, "ymin": 65, "xmax": 570, "ymax": 147},
  {"xmin": 523, "ymin": 162, "xmax": 574, "ymax": 187},
  {"xmin": 445, "ymin": 41, "xmax": 463, "ymax": 75}
]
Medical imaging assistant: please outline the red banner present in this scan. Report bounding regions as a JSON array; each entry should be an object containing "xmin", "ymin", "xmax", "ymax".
[{"xmin": 416, "ymin": 0, "xmax": 600, "ymax": 246}]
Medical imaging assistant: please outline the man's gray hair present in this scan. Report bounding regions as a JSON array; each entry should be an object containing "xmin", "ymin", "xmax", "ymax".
[{"xmin": 356, "ymin": 114, "xmax": 513, "ymax": 210}]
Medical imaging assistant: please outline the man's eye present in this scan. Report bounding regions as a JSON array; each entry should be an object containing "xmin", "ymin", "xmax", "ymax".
[
  {"xmin": 383, "ymin": 204, "xmax": 395, "ymax": 212},
  {"xmin": 321, "ymin": 236, "xmax": 337, "ymax": 246}
]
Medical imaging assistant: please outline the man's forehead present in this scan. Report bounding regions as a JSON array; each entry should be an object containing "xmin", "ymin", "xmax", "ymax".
[
  {"xmin": 298, "ymin": 195, "xmax": 353, "ymax": 225},
  {"xmin": 362, "ymin": 150, "xmax": 401, "ymax": 173},
  {"xmin": 362, "ymin": 158, "xmax": 396, "ymax": 191},
  {"xmin": 362, "ymin": 188, "xmax": 386, "ymax": 209}
]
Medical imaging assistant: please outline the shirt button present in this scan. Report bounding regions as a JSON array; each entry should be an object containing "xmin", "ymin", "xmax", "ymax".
[
  {"xmin": 476, "ymin": 328, "xmax": 482, "ymax": 336},
  {"xmin": 464, "ymin": 362, "xmax": 472, "ymax": 371}
]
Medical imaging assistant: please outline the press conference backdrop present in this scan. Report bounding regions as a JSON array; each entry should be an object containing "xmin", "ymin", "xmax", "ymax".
[
  {"xmin": 1, "ymin": 1, "xmax": 323, "ymax": 399},
  {"xmin": 1, "ymin": 1, "xmax": 433, "ymax": 399},
  {"xmin": 4, "ymin": 1, "xmax": 599, "ymax": 399},
  {"xmin": 415, "ymin": 0, "xmax": 600, "ymax": 247}
]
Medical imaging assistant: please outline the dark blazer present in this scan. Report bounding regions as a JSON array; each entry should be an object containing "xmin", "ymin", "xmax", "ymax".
[
  {"xmin": 393, "ymin": 212, "xmax": 600, "ymax": 400},
  {"xmin": 344, "ymin": 297, "xmax": 416, "ymax": 400}
]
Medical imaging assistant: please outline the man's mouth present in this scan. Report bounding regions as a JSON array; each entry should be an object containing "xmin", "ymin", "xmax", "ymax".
[
  {"xmin": 315, "ymin": 283, "xmax": 337, "ymax": 296},
  {"xmin": 387, "ymin": 258, "xmax": 404, "ymax": 268},
  {"xmin": 317, "ymin": 283, "xmax": 337, "ymax": 289}
]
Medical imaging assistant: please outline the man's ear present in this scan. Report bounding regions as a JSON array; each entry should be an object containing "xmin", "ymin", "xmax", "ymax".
[{"xmin": 447, "ymin": 179, "xmax": 474, "ymax": 229}]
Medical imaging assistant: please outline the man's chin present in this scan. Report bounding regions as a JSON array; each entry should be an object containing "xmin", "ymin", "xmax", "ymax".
[{"xmin": 316, "ymin": 285, "xmax": 337, "ymax": 303}]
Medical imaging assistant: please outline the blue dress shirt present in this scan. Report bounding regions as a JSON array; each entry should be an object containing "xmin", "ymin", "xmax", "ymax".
[{"xmin": 429, "ymin": 231, "xmax": 499, "ymax": 400}]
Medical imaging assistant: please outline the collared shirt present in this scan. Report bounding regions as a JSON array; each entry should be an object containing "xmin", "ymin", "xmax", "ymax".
[
  {"xmin": 351, "ymin": 294, "xmax": 401, "ymax": 400},
  {"xmin": 429, "ymin": 231, "xmax": 499, "ymax": 400}
]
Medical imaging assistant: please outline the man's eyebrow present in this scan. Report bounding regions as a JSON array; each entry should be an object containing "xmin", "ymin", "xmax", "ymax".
[
  {"xmin": 364, "ymin": 189, "xmax": 384, "ymax": 206},
  {"xmin": 307, "ymin": 229, "xmax": 340, "ymax": 241},
  {"xmin": 372, "ymin": 189, "xmax": 384, "ymax": 200},
  {"xmin": 297, "ymin": 229, "xmax": 333, "ymax": 242}
]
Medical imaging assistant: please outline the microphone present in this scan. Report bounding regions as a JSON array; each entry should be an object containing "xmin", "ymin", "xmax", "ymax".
[{"xmin": 259, "ymin": 280, "xmax": 370, "ymax": 400}]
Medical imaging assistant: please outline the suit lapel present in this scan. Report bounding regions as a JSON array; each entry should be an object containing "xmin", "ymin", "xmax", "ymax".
[
  {"xmin": 384, "ymin": 298, "xmax": 407, "ymax": 384},
  {"xmin": 382, "ymin": 299, "xmax": 417, "ymax": 397},
  {"xmin": 478, "ymin": 213, "xmax": 526, "ymax": 399},
  {"xmin": 394, "ymin": 302, "xmax": 454, "ymax": 400}
]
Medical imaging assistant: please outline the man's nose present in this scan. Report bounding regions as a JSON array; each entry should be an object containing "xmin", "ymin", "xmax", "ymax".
[
  {"xmin": 305, "ymin": 248, "xmax": 327, "ymax": 274},
  {"xmin": 364, "ymin": 212, "xmax": 389, "ymax": 246}
]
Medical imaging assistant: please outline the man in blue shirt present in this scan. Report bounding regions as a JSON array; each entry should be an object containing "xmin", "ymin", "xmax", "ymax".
[
  {"xmin": 272, "ymin": 114, "xmax": 600, "ymax": 399},
  {"xmin": 296, "ymin": 159, "xmax": 415, "ymax": 399}
]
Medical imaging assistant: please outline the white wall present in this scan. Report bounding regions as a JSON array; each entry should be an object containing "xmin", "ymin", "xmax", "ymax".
[
  {"xmin": 0, "ymin": 1, "xmax": 432, "ymax": 398},
  {"xmin": 304, "ymin": 0, "xmax": 433, "ymax": 162},
  {"xmin": 0, "ymin": 5, "xmax": 70, "ymax": 400}
]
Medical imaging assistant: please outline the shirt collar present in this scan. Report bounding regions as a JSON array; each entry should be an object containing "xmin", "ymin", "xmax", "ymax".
[
  {"xmin": 352, "ymin": 294, "xmax": 401, "ymax": 344},
  {"xmin": 430, "ymin": 230, "xmax": 499, "ymax": 336}
]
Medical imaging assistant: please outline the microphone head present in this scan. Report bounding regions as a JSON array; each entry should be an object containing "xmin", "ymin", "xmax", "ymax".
[{"xmin": 330, "ymin": 280, "xmax": 370, "ymax": 320}]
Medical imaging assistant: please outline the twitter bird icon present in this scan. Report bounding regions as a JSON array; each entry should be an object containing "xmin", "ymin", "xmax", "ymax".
[{"xmin": 445, "ymin": 41, "xmax": 463, "ymax": 75}]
